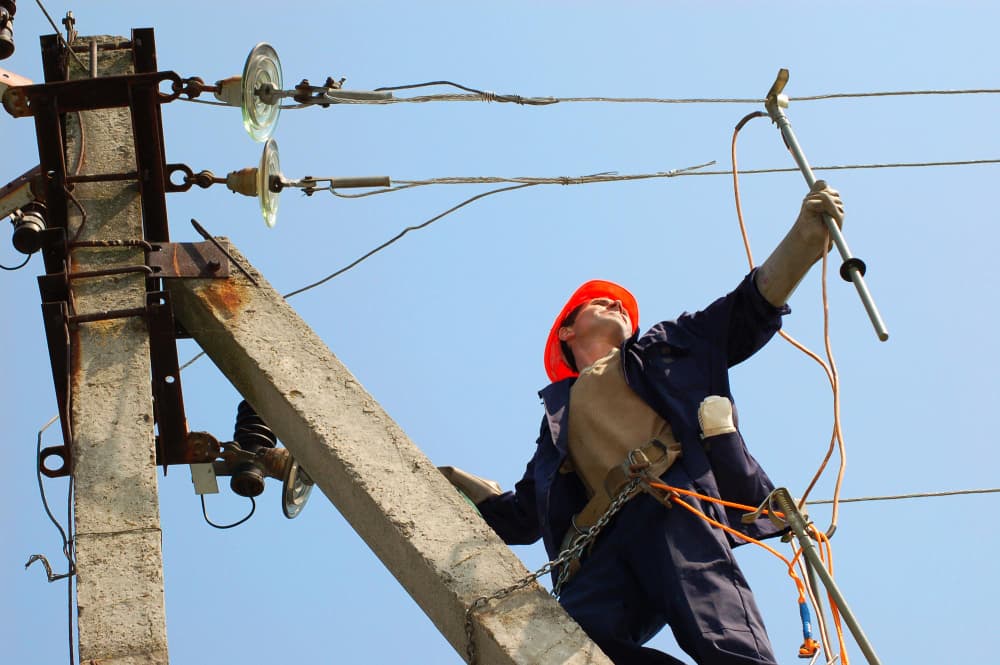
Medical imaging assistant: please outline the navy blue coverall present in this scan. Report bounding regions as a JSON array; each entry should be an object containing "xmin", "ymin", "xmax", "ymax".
[{"xmin": 477, "ymin": 271, "xmax": 788, "ymax": 665}]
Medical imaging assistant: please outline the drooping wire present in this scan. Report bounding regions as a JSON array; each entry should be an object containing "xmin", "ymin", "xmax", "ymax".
[
  {"xmin": 282, "ymin": 182, "xmax": 534, "ymax": 298},
  {"xmin": 730, "ymin": 111, "xmax": 846, "ymax": 536},
  {"xmin": 26, "ymin": 415, "xmax": 77, "ymax": 665},
  {"xmin": 1, "ymin": 253, "xmax": 31, "ymax": 270},
  {"xmin": 200, "ymin": 495, "xmax": 256, "ymax": 529},
  {"xmin": 30, "ymin": 417, "xmax": 75, "ymax": 575},
  {"xmin": 286, "ymin": 162, "xmax": 716, "ymax": 298}
]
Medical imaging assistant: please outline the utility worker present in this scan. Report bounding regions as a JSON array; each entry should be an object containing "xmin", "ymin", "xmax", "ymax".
[{"xmin": 442, "ymin": 181, "xmax": 845, "ymax": 665}]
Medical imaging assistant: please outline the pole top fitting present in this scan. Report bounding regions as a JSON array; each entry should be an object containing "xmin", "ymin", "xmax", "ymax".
[{"xmin": 764, "ymin": 68, "xmax": 790, "ymax": 119}]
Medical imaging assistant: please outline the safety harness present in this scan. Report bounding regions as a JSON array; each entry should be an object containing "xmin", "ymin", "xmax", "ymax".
[{"xmin": 556, "ymin": 436, "xmax": 680, "ymax": 585}]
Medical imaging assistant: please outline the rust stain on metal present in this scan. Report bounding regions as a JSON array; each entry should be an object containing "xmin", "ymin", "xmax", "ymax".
[
  {"xmin": 69, "ymin": 326, "xmax": 82, "ymax": 390},
  {"xmin": 201, "ymin": 278, "xmax": 249, "ymax": 320}
]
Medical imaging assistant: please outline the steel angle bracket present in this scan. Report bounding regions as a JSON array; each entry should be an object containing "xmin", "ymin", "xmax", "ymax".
[
  {"xmin": 148, "ymin": 289, "xmax": 189, "ymax": 473},
  {"xmin": 147, "ymin": 240, "xmax": 230, "ymax": 279},
  {"xmin": 38, "ymin": 300, "xmax": 72, "ymax": 478},
  {"xmin": 14, "ymin": 29, "xmax": 173, "ymax": 240}
]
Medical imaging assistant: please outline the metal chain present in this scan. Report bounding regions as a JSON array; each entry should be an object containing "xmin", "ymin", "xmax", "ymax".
[{"xmin": 463, "ymin": 477, "xmax": 640, "ymax": 664}]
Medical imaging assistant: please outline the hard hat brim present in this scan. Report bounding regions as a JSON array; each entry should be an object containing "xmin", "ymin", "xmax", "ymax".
[{"xmin": 543, "ymin": 279, "xmax": 639, "ymax": 383}]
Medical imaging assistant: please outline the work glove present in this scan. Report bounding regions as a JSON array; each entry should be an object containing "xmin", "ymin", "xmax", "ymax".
[
  {"xmin": 699, "ymin": 395, "xmax": 737, "ymax": 438},
  {"xmin": 437, "ymin": 466, "xmax": 503, "ymax": 505},
  {"xmin": 794, "ymin": 180, "xmax": 845, "ymax": 260}
]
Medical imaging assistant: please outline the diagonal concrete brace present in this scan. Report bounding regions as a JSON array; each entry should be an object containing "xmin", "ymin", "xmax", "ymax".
[{"xmin": 165, "ymin": 240, "xmax": 611, "ymax": 665}]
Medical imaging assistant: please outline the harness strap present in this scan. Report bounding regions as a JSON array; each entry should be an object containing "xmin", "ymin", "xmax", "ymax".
[{"xmin": 557, "ymin": 437, "xmax": 680, "ymax": 582}]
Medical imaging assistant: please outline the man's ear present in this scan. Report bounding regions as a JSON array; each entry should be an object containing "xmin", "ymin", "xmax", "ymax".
[{"xmin": 557, "ymin": 326, "xmax": 575, "ymax": 343}]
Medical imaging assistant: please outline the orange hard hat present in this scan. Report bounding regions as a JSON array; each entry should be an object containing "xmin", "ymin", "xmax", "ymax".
[{"xmin": 543, "ymin": 279, "xmax": 639, "ymax": 383}]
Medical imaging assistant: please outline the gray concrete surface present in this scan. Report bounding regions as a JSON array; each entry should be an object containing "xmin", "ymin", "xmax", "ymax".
[
  {"xmin": 65, "ymin": 36, "xmax": 169, "ymax": 664},
  {"xmin": 167, "ymin": 243, "xmax": 612, "ymax": 664}
]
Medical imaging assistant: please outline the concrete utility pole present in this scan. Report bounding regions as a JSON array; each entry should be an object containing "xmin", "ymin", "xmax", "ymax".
[
  {"xmin": 65, "ymin": 37, "xmax": 169, "ymax": 664},
  {"xmin": 15, "ymin": 25, "xmax": 602, "ymax": 663},
  {"xmin": 167, "ymin": 244, "xmax": 612, "ymax": 664}
]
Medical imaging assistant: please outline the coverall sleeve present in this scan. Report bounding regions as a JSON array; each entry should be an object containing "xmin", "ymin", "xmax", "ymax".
[
  {"xmin": 476, "ymin": 458, "xmax": 541, "ymax": 546},
  {"xmin": 679, "ymin": 269, "xmax": 789, "ymax": 366}
]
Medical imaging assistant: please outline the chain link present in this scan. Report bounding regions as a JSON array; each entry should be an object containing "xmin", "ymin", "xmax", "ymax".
[{"xmin": 463, "ymin": 478, "xmax": 641, "ymax": 664}]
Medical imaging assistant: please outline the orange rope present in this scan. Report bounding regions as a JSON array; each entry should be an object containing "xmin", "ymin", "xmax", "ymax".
[
  {"xmin": 650, "ymin": 480, "xmax": 852, "ymax": 661},
  {"xmin": 811, "ymin": 526, "xmax": 849, "ymax": 665},
  {"xmin": 666, "ymin": 490, "xmax": 807, "ymax": 602},
  {"xmin": 730, "ymin": 116, "xmax": 847, "ymax": 535}
]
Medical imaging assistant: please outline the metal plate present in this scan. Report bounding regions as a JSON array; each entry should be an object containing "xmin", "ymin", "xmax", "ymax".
[
  {"xmin": 241, "ymin": 42, "xmax": 282, "ymax": 142},
  {"xmin": 147, "ymin": 240, "xmax": 230, "ymax": 278}
]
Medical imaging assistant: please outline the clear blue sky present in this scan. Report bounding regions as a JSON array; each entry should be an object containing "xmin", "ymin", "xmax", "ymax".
[{"xmin": 2, "ymin": 2, "xmax": 997, "ymax": 663}]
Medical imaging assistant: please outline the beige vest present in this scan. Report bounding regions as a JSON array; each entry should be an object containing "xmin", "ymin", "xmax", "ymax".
[{"xmin": 567, "ymin": 348, "xmax": 678, "ymax": 498}]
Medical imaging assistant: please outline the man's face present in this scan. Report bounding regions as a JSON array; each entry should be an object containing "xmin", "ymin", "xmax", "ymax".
[{"xmin": 564, "ymin": 297, "xmax": 632, "ymax": 345}]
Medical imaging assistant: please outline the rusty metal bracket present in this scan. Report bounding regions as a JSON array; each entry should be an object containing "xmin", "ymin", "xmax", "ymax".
[
  {"xmin": 28, "ymin": 28, "xmax": 229, "ymax": 478},
  {"xmin": 38, "ymin": 300, "xmax": 72, "ymax": 478},
  {"xmin": 147, "ymin": 240, "xmax": 230, "ymax": 279},
  {"xmin": 148, "ymin": 289, "xmax": 189, "ymax": 473},
  {"xmin": 35, "ymin": 284, "xmax": 209, "ymax": 476},
  {"xmin": 16, "ymin": 29, "xmax": 173, "ymax": 241}
]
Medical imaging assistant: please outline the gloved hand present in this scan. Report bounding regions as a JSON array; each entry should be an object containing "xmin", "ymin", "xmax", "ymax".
[
  {"xmin": 756, "ymin": 180, "xmax": 847, "ymax": 307},
  {"xmin": 793, "ymin": 180, "xmax": 845, "ymax": 260},
  {"xmin": 437, "ymin": 466, "xmax": 503, "ymax": 505}
]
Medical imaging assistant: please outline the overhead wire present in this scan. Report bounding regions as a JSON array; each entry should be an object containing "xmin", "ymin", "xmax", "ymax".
[
  {"xmin": 808, "ymin": 487, "xmax": 1000, "ymax": 505},
  {"xmin": 334, "ymin": 80, "xmax": 1000, "ymax": 106},
  {"xmin": 328, "ymin": 160, "xmax": 1000, "ymax": 203},
  {"xmin": 680, "ymin": 158, "xmax": 1000, "ymax": 176},
  {"xmin": 282, "ymin": 182, "xmax": 536, "ymax": 298},
  {"xmin": 179, "ymin": 79, "xmax": 1000, "ymax": 112},
  {"xmin": 174, "ymin": 155, "xmax": 997, "ymax": 369},
  {"xmin": 328, "ymin": 166, "xmax": 712, "ymax": 198}
]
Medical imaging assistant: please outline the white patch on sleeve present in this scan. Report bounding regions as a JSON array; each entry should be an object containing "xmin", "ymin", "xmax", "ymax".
[{"xmin": 698, "ymin": 395, "xmax": 737, "ymax": 438}]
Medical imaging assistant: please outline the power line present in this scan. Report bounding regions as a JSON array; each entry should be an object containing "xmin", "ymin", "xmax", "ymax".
[
  {"xmin": 808, "ymin": 487, "xmax": 1000, "ymax": 506},
  {"xmin": 175, "ymin": 153, "xmax": 996, "ymax": 367},
  {"xmin": 330, "ymin": 163, "xmax": 714, "ymax": 198},
  {"xmin": 345, "ymin": 81, "xmax": 1000, "ymax": 106},
  {"xmin": 183, "ymin": 80, "xmax": 1000, "ymax": 110},
  {"xmin": 285, "ymin": 160, "xmax": 715, "ymax": 297},
  {"xmin": 684, "ymin": 158, "xmax": 1000, "ymax": 176},
  {"xmin": 328, "ymin": 158, "xmax": 999, "ymax": 201}
]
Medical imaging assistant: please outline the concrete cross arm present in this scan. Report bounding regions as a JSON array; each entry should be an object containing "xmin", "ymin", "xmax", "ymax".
[{"xmin": 166, "ymin": 241, "xmax": 611, "ymax": 665}]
